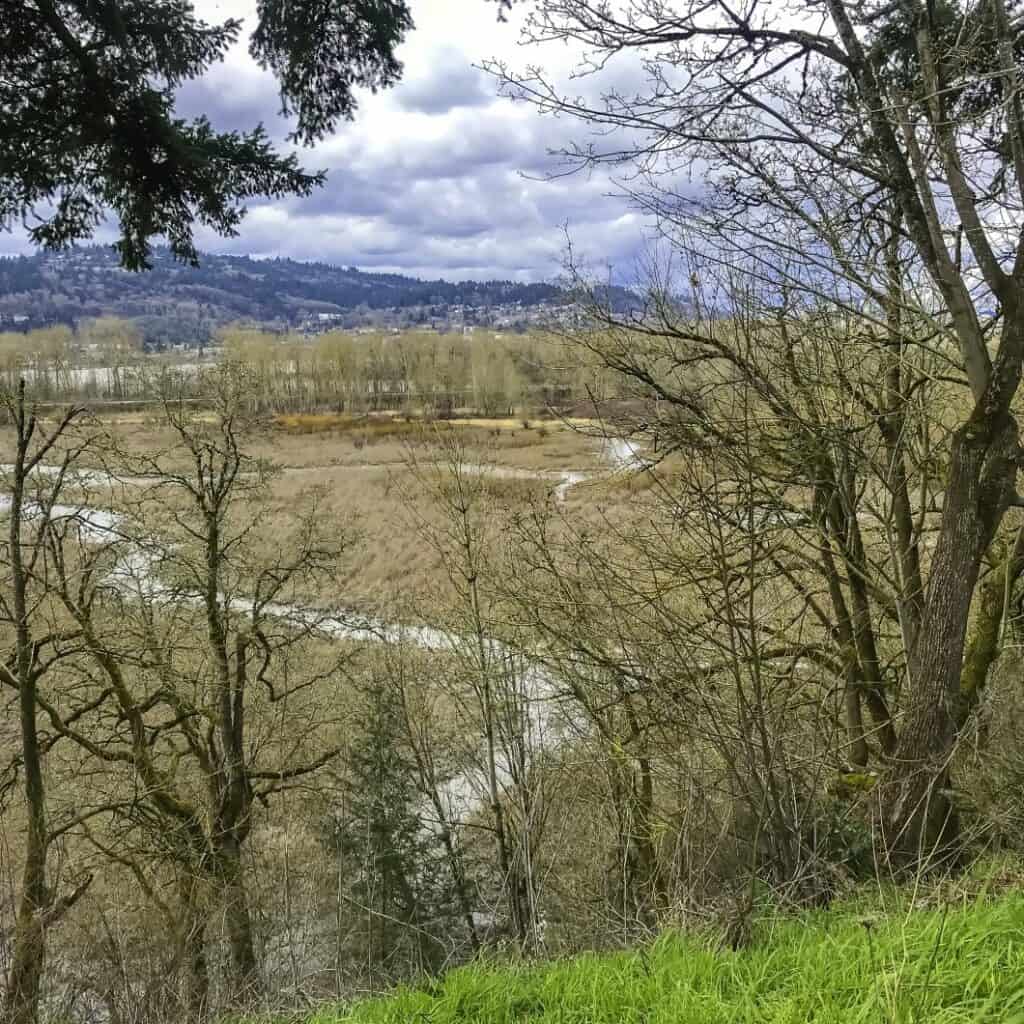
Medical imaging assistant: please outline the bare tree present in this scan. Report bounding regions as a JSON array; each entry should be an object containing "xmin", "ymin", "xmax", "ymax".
[
  {"xmin": 381, "ymin": 641, "xmax": 482, "ymax": 954},
  {"xmin": 23, "ymin": 367, "xmax": 353, "ymax": 1015},
  {"xmin": 401, "ymin": 438, "xmax": 548, "ymax": 949},
  {"xmin": 1, "ymin": 383, "xmax": 101, "ymax": 1024},
  {"xmin": 486, "ymin": 0, "xmax": 1024, "ymax": 865}
]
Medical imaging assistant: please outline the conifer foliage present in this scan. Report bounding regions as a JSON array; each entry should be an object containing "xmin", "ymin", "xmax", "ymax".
[{"xmin": 0, "ymin": 0, "xmax": 416, "ymax": 270}]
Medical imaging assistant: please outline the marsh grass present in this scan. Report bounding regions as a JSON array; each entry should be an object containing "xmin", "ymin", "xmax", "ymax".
[
  {"xmin": 270, "ymin": 413, "xmax": 582, "ymax": 436},
  {"xmin": 267, "ymin": 413, "xmax": 602, "ymax": 467},
  {"xmin": 273, "ymin": 413, "xmax": 439, "ymax": 437},
  {"xmin": 278, "ymin": 891, "xmax": 1024, "ymax": 1023}
]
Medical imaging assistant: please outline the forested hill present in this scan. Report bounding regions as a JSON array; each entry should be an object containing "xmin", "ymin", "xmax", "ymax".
[{"xmin": 0, "ymin": 246, "xmax": 617, "ymax": 342}]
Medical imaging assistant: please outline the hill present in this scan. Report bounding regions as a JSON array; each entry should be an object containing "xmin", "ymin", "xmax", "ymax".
[
  {"xmin": 294, "ymin": 888, "xmax": 1024, "ymax": 1024},
  {"xmin": 0, "ymin": 247, "xmax": 637, "ymax": 346}
]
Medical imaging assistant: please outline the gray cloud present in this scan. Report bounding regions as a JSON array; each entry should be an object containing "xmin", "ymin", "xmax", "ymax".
[
  {"xmin": 1, "ymin": 0, "xmax": 667, "ymax": 284},
  {"xmin": 393, "ymin": 49, "xmax": 495, "ymax": 114},
  {"xmin": 174, "ymin": 0, "xmax": 663, "ymax": 280},
  {"xmin": 175, "ymin": 71, "xmax": 283, "ymax": 135}
]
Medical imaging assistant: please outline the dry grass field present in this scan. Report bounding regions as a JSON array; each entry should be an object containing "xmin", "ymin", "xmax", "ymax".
[
  {"xmin": 1, "ymin": 409, "xmax": 640, "ymax": 615},
  {"xmin": 266, "ymin": 411, "xmax": 606, "ymax": 470}
]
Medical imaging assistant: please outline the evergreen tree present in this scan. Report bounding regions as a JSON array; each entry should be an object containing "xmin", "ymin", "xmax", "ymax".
[{"xmin": 329, "ymin": 677, "xmax": 450, "ymax": 979}]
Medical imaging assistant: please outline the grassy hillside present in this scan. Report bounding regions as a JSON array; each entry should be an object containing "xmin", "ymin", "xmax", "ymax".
[{"xmin": 296, "ymin": 892, "xmax": 1024, "ymax": 1023}]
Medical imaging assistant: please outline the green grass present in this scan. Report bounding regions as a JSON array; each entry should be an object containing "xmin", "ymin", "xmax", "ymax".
[{"xmin": 304, "ymin": 893, "xmax": 1024, "ymax": 1023}]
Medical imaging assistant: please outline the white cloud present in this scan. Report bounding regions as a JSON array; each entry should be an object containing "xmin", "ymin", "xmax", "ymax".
[
  {"xmin": 5, "ymin": 0, "xmax": 663, "ymax": 283},
  {"xmin": 184, "ymin": 0, "xmax": 661, "ymax": 280}
]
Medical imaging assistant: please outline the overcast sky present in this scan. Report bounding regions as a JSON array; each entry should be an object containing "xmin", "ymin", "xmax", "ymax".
[{"xmin": 6, "ymin": 1, "xmax": 651, "ymax": 283}]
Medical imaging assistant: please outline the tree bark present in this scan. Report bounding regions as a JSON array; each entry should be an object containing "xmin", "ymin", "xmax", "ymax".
[
  {"xmin": 221, "ymin": 839, "xmax": 258, "ymax": 998},
  {"xmin": 5, "ymin": 866, "xmax": 47, "ymax": 1024},
  {"xmin": 632, "ymin": 753, "xmax": 664, "ymax": 919},
  {"xmin": 882, "ymin": 411, "xmax": 1019, "ymax": 864},
  {"xmin": 4, "ymin": 389, "xmax": 49, "ymax": 1024},
  {"xmin": 178, "ymin": 882, "xmax": 210, "ymax": 1021},
  {"xmin": 958, "ymin": 525, "xmax": 1024, "ymax": 726}
]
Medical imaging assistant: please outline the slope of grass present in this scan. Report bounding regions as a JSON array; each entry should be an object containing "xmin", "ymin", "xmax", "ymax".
[{"xmin": 307, "ymin": 893, "xmax": 1024, "ymax": 1023}]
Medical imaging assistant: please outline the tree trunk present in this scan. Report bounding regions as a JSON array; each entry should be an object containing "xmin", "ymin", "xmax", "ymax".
[
  {"xmin": 4, "ymin": 392, "xmax": 49, "ymax": 1024},
  {"xmin": 882, "ymin": 413, "xmax": 1019, "ymax": 865},
  {"xmin": 958, "ymin": 525, "xmax": 1024, "ymax": 726},
  {"xmin": 178, "ymin": 884, "xmax": 210, "ymax": 1021},
  {"xmin": 817, "ymin": 491, "xmax": 871, "ymax": 767},
  {"xmin": 827, "ymin": 471, "xmax": 898, "ymax": 757},
  {"xmin": 5, "ymin": 847, "xmax": 47, "ymax": 1024},
  {"xmin": 633, "ymin": 754, "xmax": 664, "ymax": 921},
  {"xmin": 220, "ymin": 839, "xmax": 258, "ymax": 1000},
  {"xmin": 5, "ymin": 657, "xmax": 48, "ymax": 1024},
  {"xmin": 844, "ymin": 681, "xmax": 869, "ymax": 769}
]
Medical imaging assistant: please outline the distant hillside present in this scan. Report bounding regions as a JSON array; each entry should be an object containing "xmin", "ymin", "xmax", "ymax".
[{"xmin": 0, "ymin": 246, "xmax": 638, "ymax": 346}]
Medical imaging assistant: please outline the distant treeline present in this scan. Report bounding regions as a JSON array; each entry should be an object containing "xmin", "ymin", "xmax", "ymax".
[{"xmin": 1, "ymin": 321, "xmax": 625, "ymax": 415}]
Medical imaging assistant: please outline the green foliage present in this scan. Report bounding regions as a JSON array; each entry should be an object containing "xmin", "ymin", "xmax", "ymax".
[
  {"xmin": 324, "ymin": 677, "xmax": 451, "ymax": 977},
  {"xmin": 303, "ymin": 894, "xmax": 1024, "ymax": 1023},
  {"xmin": 328, "ymin": 679, "xmax": 426, "ymax": 905},
  {"xmin": 863, "ymin": 0, "xmax": 1024, "ymax": 119},
  {"xmin": 251, "ymin": 0, "xmax": 413, "ymax": 145}
]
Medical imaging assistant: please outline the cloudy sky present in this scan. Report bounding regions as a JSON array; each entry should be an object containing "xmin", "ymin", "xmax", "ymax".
[
  {"xmin": 8, "ymin": 0, "xmax": 652, "ymax": 283},
  {"xmin": 179, "ymin": 0, "xmax": 650, "ymax": 282}
]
